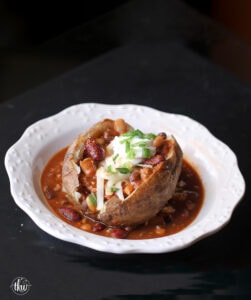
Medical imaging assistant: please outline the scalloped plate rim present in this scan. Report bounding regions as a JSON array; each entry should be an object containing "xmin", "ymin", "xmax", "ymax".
[{"xmin": 4, "ymin": 103, "xmax": 245, "ymax": 254}]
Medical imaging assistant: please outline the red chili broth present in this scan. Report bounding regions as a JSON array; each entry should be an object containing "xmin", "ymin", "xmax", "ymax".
[{"xmin": 41, "ymin": 147, "xmax": 204, "ymax": 239}]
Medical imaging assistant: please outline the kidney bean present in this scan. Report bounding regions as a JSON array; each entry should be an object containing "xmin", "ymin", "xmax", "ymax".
[
  {"xmin": 144, "ymin": 154, "xmax": 164, "ymax": 166},
  {"xmin": 92, "ymin": 223, "xmax": 106, "ymax": 232},
  {"xmin": 158, "ymin": 132, "xmax": 167, "ymax": 139},
  {"xmin": 110, "ymin": 228, "xmax": 128, "ymax": 239},
  {"xmin": 44, "ymin": 187, "xmax": 56, "ymax": 199},
  {"xmin": 58, "ymin": 207, "xmax": 82, "ymax": 222},
  {"xmin": 85, "ymin": 138, "xmax": 105, "ymax": 161}
]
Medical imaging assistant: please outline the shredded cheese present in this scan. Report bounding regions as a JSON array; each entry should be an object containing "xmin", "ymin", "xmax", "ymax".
[
  {"xmin": 95, "ymin": 130, "xmax": 157, "ymax": 210},
  {"xmin": 96, "ymin": 168, "xmax": 104, "ymax": 210}
]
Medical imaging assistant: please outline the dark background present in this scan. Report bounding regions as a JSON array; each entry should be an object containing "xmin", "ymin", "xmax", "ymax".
[
  {"xmin": 2, "ymin": 0, "xmax": 251, "ymax": 102},
  {"xmin": 0, "ymin": 0, "xmax": 130, "ymax": 101},
  {"xmin": 1, "ymin": 0, "xmax": 251, "ymax": 299}
]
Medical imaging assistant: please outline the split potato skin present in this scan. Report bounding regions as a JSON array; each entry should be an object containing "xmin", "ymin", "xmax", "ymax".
[
  {"xmin": 62, "ymin": 119, "xmax": 183, "ymax": 227},
  {"xmin": 99, "ymin": 138, "xmax": 183, "ymax": 226},
  {"xmin": 62, "ymin": 119, "xmax": 132, "ymax": 208}
]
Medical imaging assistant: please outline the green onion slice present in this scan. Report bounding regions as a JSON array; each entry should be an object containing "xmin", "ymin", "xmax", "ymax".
[
  {"xmin": 113, "ymin": 154, "xmax": 119, "ymax": 162},
  {"xmin": 119, "ymin": 137, "xmax": 132, "ymax": 144},
  {"xmin": 125, "ymin": 140, "xmax": 130, "ymax": 153},
  {"xmin": 107, "ymin": 165, "xmax": 115, "ymax": 174},
  {"xmin": 127, "ymin": 149, "xmax": 136, "ymax": 159},
  {"xmin": 116, "ymin": 167, "xmax": 130, "ymax": 174},
  {"xmin": 122, "ymin": 130, "xmax": 156, "ymax": 140},
  {"xmin": 122, "ymin": 129, "xmax": 144, "ymax": 138},
  {"xmin": 87, "ymin": 193, "xmax": 97, "ymax": 206},
  {"xmin": 142, "ymin": 148, "xmax": 151, "ymax": 158},
  {"xmin": 132, "ymin": 141, "xmax": 147, "ymax": 147},
  {"xmin": 143, "ymin": 133, "xmax": 156, "ymax": 140}
]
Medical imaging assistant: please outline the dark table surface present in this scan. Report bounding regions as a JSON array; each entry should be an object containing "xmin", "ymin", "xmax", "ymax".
[{"xmin": 1, "ymin": 0, "xmax": 250, "ymax": 298}]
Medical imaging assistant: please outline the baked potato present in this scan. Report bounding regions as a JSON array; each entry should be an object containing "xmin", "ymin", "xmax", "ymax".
[{"xmin": 62, "ymin": 118, "xmax": 183, "ymax": 227}]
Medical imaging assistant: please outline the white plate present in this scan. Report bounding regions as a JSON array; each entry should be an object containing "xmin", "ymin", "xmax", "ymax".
[{"xmin": 5, "ymin": 103, "xmax": 245, "ymax": 254}]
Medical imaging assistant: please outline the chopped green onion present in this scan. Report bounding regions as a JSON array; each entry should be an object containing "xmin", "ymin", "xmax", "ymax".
[
  {"xmin": 87, "ymin": 193, "xmax": 97, "ymax": 206},
  {"xmin": 125, "ymin": 140, "xmax": 130, "ymax": 153},
  {"xmin": 132, "ymin": 141, "xmax": 147, "ymax": 147},
  {"xmin": 116, "ymin": 167, "xmax": 130, "ymax": 174},
  {"xmin": 143, "ymin": 133, "xmax": 156, "ymax": 140},
  {"xmin": 122, "ymin": 130, "xmax": 156, "ymax": 140},
  {"xmin": 122, "ymin": 129, "xmax": 144, "ymax": 138},
  {"xmin": 107, "ymin": 165, "xmax": 115, "ymax": 174},
  {"xmin": 134, "ymin": 129, "xmax": 144, "ymax": 138},
  {"xmin": 127, "ymin": 149, "xmax": 136, "ymax": 159},
  {"xmin": 119, "ymin": 137, "xmax": 132, "ymax": 144},
  {"xmin": 142, "ymin": 148, "xmax": 151, "ymax": 158},
  {"xmin": 110, "ymin": 187, "xmax": 120, "ymax": 192},
  {"xmin": 113, "ymin": 154, "xmax": 119, "ymax": 162},
  {"xmin": 123, "ymin": 162, "xmax": 132, "ymax": 169},
  {"xmin": 121, "ymin": 130, "xmax": 135, "ymax": 137}
]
